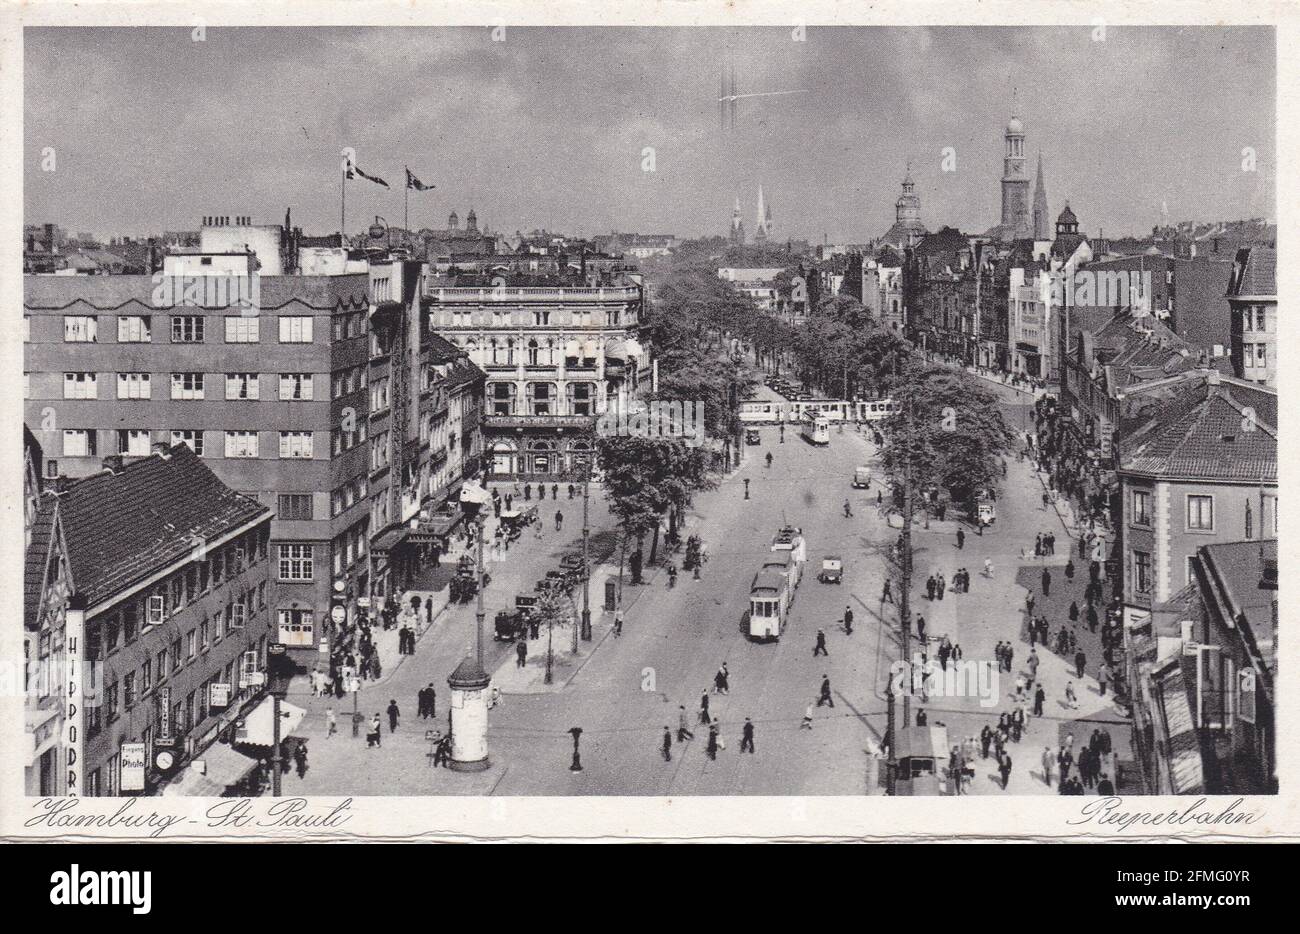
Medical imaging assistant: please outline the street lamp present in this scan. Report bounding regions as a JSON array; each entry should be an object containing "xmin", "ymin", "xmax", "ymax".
[
  {"xmin": 580, "ymin": 452, "xmax": 593, "ymax": 641},
  {"xmin": 568, "ymin": 726, "xmax": 584, "ymax": 772}
]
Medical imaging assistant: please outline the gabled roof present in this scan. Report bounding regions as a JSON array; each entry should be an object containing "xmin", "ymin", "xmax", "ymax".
[
  {"xmin": 25, "ymin": 497, "xmax": 62, "ymax": 630},
  {"xmin": 1227, "ymin": 246, "xmax": 1276, "ymax": 298},
  {"xmin": 1117, "ymin": 375, "xmax": 1276, "ymax": 482},
  {"xmin": 35, "ymin": 444, "xmax": 270, "ymax": 610}
]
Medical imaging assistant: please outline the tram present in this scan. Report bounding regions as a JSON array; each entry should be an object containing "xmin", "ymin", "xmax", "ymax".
[{"xmin": 801, "ymin": 412, "xmax": 831, "ymax": 445}]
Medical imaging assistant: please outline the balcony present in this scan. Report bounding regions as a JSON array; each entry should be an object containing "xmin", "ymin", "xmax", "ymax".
[
  {"xmin": 427, "ymin": 286, "xmax": 640, "ymax": 303},
  {"xmin": 482, "ymin": 414, "xmax": 596, "ymax": 431}
]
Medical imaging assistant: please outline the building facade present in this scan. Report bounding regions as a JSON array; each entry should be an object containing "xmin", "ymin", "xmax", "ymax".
[
  {"xmin": 425, "ymin": 276, "xmax": 644, "ymax": 482},
  {"xmin": 24, "ymin": 445, "xmax": 274, "ymax": 796},
  {"xmin": 1226, "ymin": 246, "xmax": 1276, "ymax": 387}
]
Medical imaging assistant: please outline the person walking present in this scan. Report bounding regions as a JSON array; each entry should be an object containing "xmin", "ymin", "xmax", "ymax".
[
  {"xmin": 956, "ymin": 528, "xmax": 965, "ymax": 550},
  {"xmin": 916, "ymin": 615, "xmax": 926, "ymax": 643},
  {"xmin": 843, "ymin": 500, "xmax": 853, "ymax": 518},
  {"xmin": 936, "ymin": 573, "xmax": 946, "ymax": 600},
  {"xmin": 740, "ymin": 718, "xmax": 755, "ymax": 754},
  {"xmin": 843, "ymin": 606, "xmax": 854, "ymax": 635},
  {"xmin": 516, "ymin": 639, "xmax": 528, "ymax": 668},
  {"xmin": 1064, "ymin": 681, "xmax": 1079, "ymax": 709},
  {"xmin": 1033, "ymin": 684, "xmax": 1046, "ymax": 718},
  {"xmin": 1074, "ymin": 649, "xmax": 1086, "ymax": 680},
  {"xmin": 386, "ymin": 699, "xmax": 400, "ymax": 733},
  {"xmin": 983, "ymin": 557, "xmax": 993, "ymax": 578},
  {"xmin": 1041, "ymin": 567, "xmax": 1051, "ymax": 597},
  {"xmin": 817, "ymin": 675, "xmax": 834, "ymax": 708},
  {"xmin": 1026, "ymin": 649, "xmax": 1040, "ymax": 688},
  {"xmin": 813, "ymin": 629, "xmax": 829, "ymax": 657},
  {"xmin": 1041, "ymin": 746, "xmax": 1055, "ymax": 787},
  {"xmin": 293, "ymin": 741, "xmax": 309, "ymax": 779},
  {"xmin": 1098, "ymin": 662, "xmax": 1112, "ymax": 696},
  {"xmin": 416, "ymin": 686, "xmax": 428, "ymax": 719},
  {"xmin": 677, "ymin": 706, "xmax": 694, "ymax": 742},
  {"xmin": 801, "ymin": 704, "xmax": 814, "ymax": 730},
  {"xmin": 699, "ymin": 690, "xmax": 711, "ymax": 725},
  {"xmin": 980, "ymin": 724, "xmax": 993, "ymax": 759},
  {"xmin": 661, "ymin": 727, "xmax": 673, "ymax": 762},
  {"xmin": 926, "ymin": 575, "xmax": 937, "ymax": 601},
  {"xmin": 998, "ymin": 750, "xmax": 1013, "ymax": 790},
  {"xmin": 706, "ymin": 723, "xmax": 719, "ymax": 761},
  {"xmin": 367, "ymin": 714, "xmax": 382, "ymax": 748},
  {"xmin": 881, "ymin": 579, "xmax": 895, "ymax": 604},
  {"xmin": 325, "ymin": 707, "xmax": 338, "ymax": 738},
  {"xmin": 555, "ymin": 509, "xmax": 563, "ymax": 532}
]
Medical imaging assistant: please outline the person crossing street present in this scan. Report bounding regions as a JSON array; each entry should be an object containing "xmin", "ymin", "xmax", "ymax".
[{"xmin": 817, "ymin": 675, "xmax": 834, "ymax": 708}]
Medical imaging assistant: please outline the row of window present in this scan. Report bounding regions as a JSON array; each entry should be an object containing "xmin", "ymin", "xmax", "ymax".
[
  {"xmin": 85, "ymin": 530, "xmax": 268, "ymax": 663},
  {"xmin": 57, "ymin": 429, "xmax": 315, "ymax": 459},
  {"xmin": 88, "ymin": 631, "xmax": 269, "ymax": 748},
  {"xmin": 1130, "ymin": 491, "xmax": 1278, "ymax": 535},
  {"xmin": 488, "ymin": 380, "xmax": 594, "ymax": 416},
  {"xmin": 332, "ymin": 521, "xmax": 370, "ymax": 576},
  {"xmin": 437, "ymin": 308, "xmax": 628, "ymax": 328},
  {"xmin": 52, "ymin": 372, "xmax": 315, "ymax": 401},
  {"xmin": 332, "ymin": 364, "xmax": 368, "ymax": 400},
  {"xmin": 41, "ymin": 315, "xmax": 316, "ymax": 344},
  {"xmin": 331, "ymin": 476, "xmax": 370, "ymax": 518}
]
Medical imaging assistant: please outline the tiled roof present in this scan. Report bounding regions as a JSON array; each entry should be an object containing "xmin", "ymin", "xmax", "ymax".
[
  {"xmin": 1118, "ymin": 375, "xmax": 1276, "ymax": 482},
  {"xmin": 1227, "ymin": 246, "xmax": 1275, "ymax": 298},
  {"xmin": 25, "ymin": 499, "xmax": 60, "ymax": 630},
  {"xmin": 39, "ymin": 444, "xmax": 270, "ymax": 610}
]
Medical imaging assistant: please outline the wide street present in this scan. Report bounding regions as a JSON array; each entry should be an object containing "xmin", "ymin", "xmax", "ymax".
[{"xmin": 284, "ymin": 379, "xmax": 1130, "ymax": 796}]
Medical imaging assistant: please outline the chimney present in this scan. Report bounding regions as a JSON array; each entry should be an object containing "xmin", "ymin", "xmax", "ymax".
[
  {"xmin": 101, "ymin": 454, "xmax": 124, "ymax": 474},
  {"xmin": 152, "ymin": 441, "xmax": 172, "ymax": 458},
  {"xmin": 53, "ymin": 475, "xmax": 74, "ymax": 495}
]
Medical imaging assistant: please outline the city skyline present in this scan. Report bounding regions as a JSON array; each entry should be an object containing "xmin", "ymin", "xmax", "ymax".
[{"xmin": 25, "ymin": 25, "xmax": 1275, "ymax": 242}]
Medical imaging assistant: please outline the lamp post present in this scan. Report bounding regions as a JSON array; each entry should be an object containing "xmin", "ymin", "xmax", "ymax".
[
  {"xmin": 580, "ymin": 455, "xmax": 593, "ymax": 641},
  {"xmin": 568, "ymin": 726, "xmax": 583, "ymax": 772}
]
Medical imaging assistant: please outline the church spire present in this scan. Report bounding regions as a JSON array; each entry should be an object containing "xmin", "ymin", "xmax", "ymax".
[{"xmin": 1032, "ymin": 152, "xmax": 1050, "ymax": 240}]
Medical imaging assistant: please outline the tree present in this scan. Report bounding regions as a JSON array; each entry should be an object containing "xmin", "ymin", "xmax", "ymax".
[
  {"xmin": 597, "ymin": 435, "xmax": 714, "ymax": 564},
  {"xmin": 881, "ymin": 362, "xmax": 1014, "ymax": 514},
  {"xmin": 535, "ymin": 586, "xmax": 574, "ymax": 684}
]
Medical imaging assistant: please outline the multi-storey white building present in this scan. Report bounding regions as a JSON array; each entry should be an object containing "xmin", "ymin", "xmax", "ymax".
[{"xmin": 424, "ymin": 277, "xmax": 645, "ymax": 481}]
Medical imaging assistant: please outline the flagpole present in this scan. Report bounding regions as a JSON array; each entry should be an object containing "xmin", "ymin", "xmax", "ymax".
[
  {"xmin": 340, "ymin": 163, "xmax": 346, "ymax": 238},
  {"xmin": 404, "ymin": 166, "xmax": 409, "ymax": 245}
]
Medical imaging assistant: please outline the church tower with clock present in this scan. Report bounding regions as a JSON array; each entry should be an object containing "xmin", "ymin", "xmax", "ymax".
[{"xmin": 1000, "ymin": 113, "xmax": 1031, "ymax": 236}]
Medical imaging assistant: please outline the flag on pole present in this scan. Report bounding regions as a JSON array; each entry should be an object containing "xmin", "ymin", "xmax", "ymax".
[
  {"xmin": 346, "ymin": 162, "xmax": 390, "ymax": 188},
  {"xmin": 405, "ymin": 168, "xmax": 434, "ymax": 191}
]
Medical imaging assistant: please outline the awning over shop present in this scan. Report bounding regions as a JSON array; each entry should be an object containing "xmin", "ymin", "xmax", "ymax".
[
  {"xmin": 236, "ymin": 697, "xmax": 306, "ymax": 747},
  {"xmin": 420, "ymin": 511, "xmax": 463, "ymax": 538},
  {"xmin": 372, "ymin": 527, "xmax": 410, "ymax": 554},
  {"xmin": 564, "ymin": 339, "xmax": 582, "ymax": 358},
  {"xmin": 605, "ymin": 338, "xmax": 628, "ymax": 359},
  {"xmin": 625, "ymin": 338, "xmax": 644, "ymax": 358},
  {"xmin": 161, "ymin": 743, "xmax": 257, "ymax": 797},
  {"xmin": 581, "ymin": 339, "xmax": 598, "ymax": 358}
]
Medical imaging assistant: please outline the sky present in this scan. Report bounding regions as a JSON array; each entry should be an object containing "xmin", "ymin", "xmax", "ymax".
[{"xmin": 24, "ymin": 25, "xmax": 1275, "ymax": 243}]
